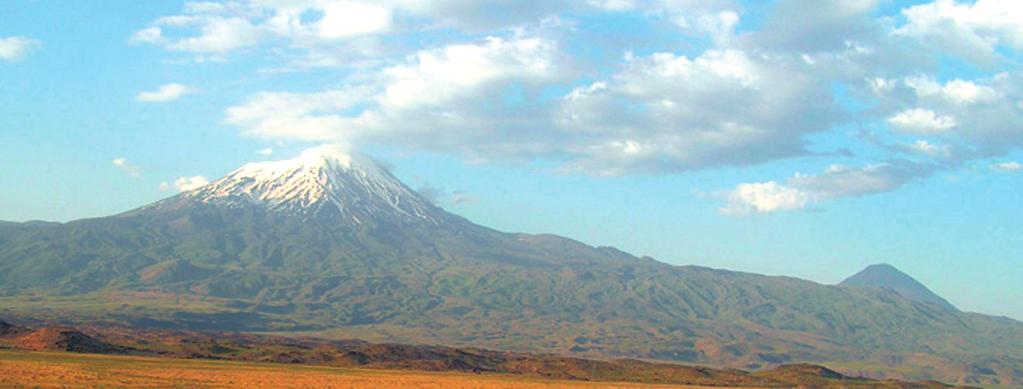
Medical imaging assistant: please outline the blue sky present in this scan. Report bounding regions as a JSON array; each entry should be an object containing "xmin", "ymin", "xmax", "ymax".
[{"xmin": 1, "ymin": 0, "xmax": 1021, "ymax": 320}]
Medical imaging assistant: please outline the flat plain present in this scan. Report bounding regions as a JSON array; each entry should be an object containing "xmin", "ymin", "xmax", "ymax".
[{"xmin": 0, "ymin": 349, "xmax": 737, "ymax": 389}]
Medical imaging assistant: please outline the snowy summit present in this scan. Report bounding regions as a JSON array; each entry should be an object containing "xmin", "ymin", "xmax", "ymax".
[{"xmin": 148, "ymin": 145, "xmax": 442, "ymax": 225}]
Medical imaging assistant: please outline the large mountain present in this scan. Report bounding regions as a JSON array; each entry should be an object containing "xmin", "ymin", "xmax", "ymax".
[
  {"xmin": 132, "ymin": 146, "xmax": 444, "ymax": 225},
  {"xmin": 840, "ymin": 264, "xmax": 956, "ymax": 310},
  {"xmin": 0, "ymin": 147, "xmax": 1021, "ymax": 386}
]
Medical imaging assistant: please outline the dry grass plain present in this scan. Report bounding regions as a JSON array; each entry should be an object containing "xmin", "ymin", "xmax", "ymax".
[{"xmin": 0, "ymin": 349, "xmax": 745, "ymax": 389}]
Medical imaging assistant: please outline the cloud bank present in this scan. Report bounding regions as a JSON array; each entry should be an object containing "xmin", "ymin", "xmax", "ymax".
[{"xmin": 136, "ymin": 0, "xmax": 1023, "ymax": 214}]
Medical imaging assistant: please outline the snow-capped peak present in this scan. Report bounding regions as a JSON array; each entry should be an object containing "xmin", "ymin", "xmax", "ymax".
[{"xmin": 178, "ymin": 145, "xmax": 441, "ymax": 224}]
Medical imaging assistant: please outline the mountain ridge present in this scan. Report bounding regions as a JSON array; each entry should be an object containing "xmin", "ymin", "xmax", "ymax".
[{"xmin": 0, "ymin": 149, "xmax": 1021, "ymax": 386}]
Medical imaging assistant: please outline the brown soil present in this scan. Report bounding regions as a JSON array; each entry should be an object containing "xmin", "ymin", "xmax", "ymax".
[{"xmin": 0, "ymin": 350, "xmax": 735, "ymax": 389}]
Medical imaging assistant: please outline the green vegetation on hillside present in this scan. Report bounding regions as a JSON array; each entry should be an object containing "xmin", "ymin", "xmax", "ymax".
[{"xmin": 1, "ymin": 203, "xmax": 1021, "ymax": 387}]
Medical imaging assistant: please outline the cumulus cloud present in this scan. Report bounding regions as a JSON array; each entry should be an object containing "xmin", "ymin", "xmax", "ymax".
[
  {"xmin": 939, "ymin": 79, "xmax": 998, "ymax": 105},
  {"xmin": 896, "ymin": 0, "xmax": 1023, "ymax": 65},
  {"xmin": 257, "ymin": 148, "xmax": 274, "ymax": 156},
  {"xmin": 112, "ymin": 157, "xmax": 141, "ymax": 177},
  {"xmin": 131, "ymin": 1, "xmax": 396, "ymax": 58},
  {"xmin": 721, "ymin": 161, "xmax": 936, "ymax": 215},
  {"xmin": 903, "ymin": 76, "xmax": 999, "ymax": 105},
  {"xmin": 133, "ymin": 0, "xmax": 738, "ymax": 63},
  {"xmin": 133, "ymin": 11, "xmax": 263, "ymax": 54},
  {"xmin": 138, "ymin": 0, "xmax": 1023, "ymax": 210},
  {"xmin": 0, "ymin": 36, "xmax": 41, "ymax": 62},
  {"xmin": 227, "ymin": 35, "xmax": 572, "ymax": 150},
  {"xmin": 557, "ymin": 49, "xmax": 840, "ymax": 175},
  {"xmin": 887, "ymin": 108, "xmax": 957, "ymax": 133},
  {"xmin": 162, "ymin": 176, "xmax": 210, "ymax": 192},
  {"xmin": 870, "ymin": 73, "xmax": 1023, "ymax": 158},
  {"xmin": 315, "ymin": 2, "xmax": 393, "ymax": 39},
  {"xmin": 136, "ymin": 83, "xmax": 194, "ymax": 102},
  {"xmin": 227, "ymin": 39, "xmax": 840, "ymax": 175},
  {"xmin": 652, "ymin": 0, "xmax": 739, "ymax": 35},
  {"xmin": 720, "ymin": 181, "xmax": 812, "ymax": 215}
]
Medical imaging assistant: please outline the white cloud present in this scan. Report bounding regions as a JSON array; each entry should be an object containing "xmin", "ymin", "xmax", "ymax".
[
  {"xmin": 133, "ymin": 1, "xmax": 395, "ymax": 55},
  {"xmin": 379, "ymin": 36, "xmax": 562, "ymax": 108},
  {"xmin": 316, "ymin": 2, "xmax": 393, "ymax": 39},
  {"xmin": 138, "ymin": 0, "xmax": 746, "ymax": 61},
  {"xmin": 655, "ymin": 0, "xmax": 738, "ymax": 33},
  {"xmin": 136, "ymin": 83, "xmax": 194, "ymax": 102},
  {"xmin": 167, "ymin": 16, "xmax": 262, "ymax": 53},
  {"xmin": 227, "ymin": 35, "xmax": 572, "ymax": 150},
  {"xmin": 226, "ymin": 87, "xmax": 378, "ymax": 141},
  {"xmin": 172, "ymin": 176, "xmax": 210, "ymax": 191},
  {"xmin": 0, "ymin": 36, "xmax": 41, "ymax": 62},
  {"xmin": 722, "ymin": 162, "xmax": 935, "ymax": 215},
  {"xmin": 871, "ymin": 73, "xmax": 1023, "ymax": 157},
  {"xmin": 693, "ymin": 11, "xmax": 740, "ymax": 45},
  {"xmin": 131, "ymin": 27, "xmax": 165, "ymax": 44},
  {"xmin": 992, "ymin": 161, "xmax": 1022, "ymax": 172},
  {"xmin": 112, "ymin": 157, "xmax": 141, "ymax": 177},
  {"xmin": 257, "ymin": 147, "xmax": 274, "ymax": 156},
  {"xmin": 887, "ymin": 108, "xmax": 957, "ymax": 133},
  {"xmin": 720, "ymin": 181, "xmax": 812, "ymax": 215},
  {"xmin": 129, "ymin": 0, "xmax": 1023, "ymax": 213},
  {"xmin": 227, "ymin": 38, "xmax": 845, "ymax": 175},
  {"xmin": 905, "ymin": 76, "xmax": 998, "ymax": 105},
  {"xmin": 940, "ymin": 79, "xmax": 997, "ymax": 105},
  {"xmin": 556, "ymin": 49, "xmax": 840, "ymax": 174},
  {"xmin": 896, "ymin": 0, "xmax": 1023, "ymax": 64}
]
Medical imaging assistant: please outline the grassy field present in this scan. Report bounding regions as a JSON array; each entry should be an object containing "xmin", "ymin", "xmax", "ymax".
[{"xmin": 0, "ymin": 349, "xmax": 744, "ymax": 389}]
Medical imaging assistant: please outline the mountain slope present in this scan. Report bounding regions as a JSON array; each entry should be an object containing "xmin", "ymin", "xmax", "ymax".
[
  {"xmin": 0, "ymin": 149, "xmax": 1021, "ymax": 386},
  {"xmin": 130, "ymin": 145, "xmax": 445, "ymax": 225},
  {"xmin": 840, "ymin": 264, "xmax": 956, "ymax": 310}
]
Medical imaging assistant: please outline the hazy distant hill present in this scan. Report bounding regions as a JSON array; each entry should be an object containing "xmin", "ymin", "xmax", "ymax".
[
  {"xmin": 1, "ymin": 147, "xmax": 1021, "ymax": 386},
  {"xmin": 840, "ymin": 264, "xmax": 956, "ymax": 310}
]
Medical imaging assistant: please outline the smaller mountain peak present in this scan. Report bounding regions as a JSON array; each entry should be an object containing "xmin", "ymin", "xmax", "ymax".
[
  {"xmin": 863, "ymin": 263, "xmax": 898, "ymax": 271},
  {"xmin": 847, "ymin": 264, "xmax": 913, "ymax": 281},
  {"xmin": 840, "ymin": 263, "xmax": 956, "ymax": 311},
  {"xmin": 868, "ymin": 263, "xmax": 894, "ymax": 268}
]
